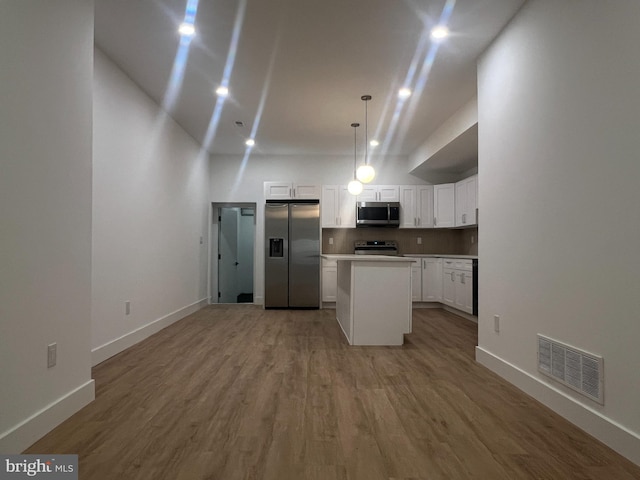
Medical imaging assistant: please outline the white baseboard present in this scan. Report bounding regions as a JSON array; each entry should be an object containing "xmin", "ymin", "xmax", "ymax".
[
  {"xmin": 91, "ymin": 298, "xmax": 208, "ymax": 366},
  {"xmin": 476, "ymin": 346, "xmax": 640, "ymax": 466},
  {"xmin": 0, "ymin": 380, "xmax": 95, "ymax": 454},
  {"xmin": 253, "ymin": 295, "xmax": 264, "ymax": 306}
]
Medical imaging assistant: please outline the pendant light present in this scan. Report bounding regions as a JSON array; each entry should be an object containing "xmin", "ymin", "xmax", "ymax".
[
  {"xmin": 356, "ymin": 94, "xmax": 376, "ymax": 184},
  {"xmin": 347, "ymin": 122, "xmax": 363, "ymax": 195}
]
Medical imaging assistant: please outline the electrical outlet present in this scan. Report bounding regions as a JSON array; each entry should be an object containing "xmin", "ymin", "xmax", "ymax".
[
  {"xmin": 199, "ymin": 236, "xmax": 204, "ymax": 245},
  {"xmin": 329, "ymin": 237, "xmax": 334, "ymax": 245},
  {"xmin": 125, "ymin": 301, "xmax": 131, "ymax": 315},
  {"xmin": 494, "ymin": 315, "xmax": 500, "ymax": 333},
  {"xmin": 47, "ymin": 343, "xmax": 57, "ymax": 368},
  {"xmin": 417, "ymin": 237, "xmax": 422, "ymax": 245}
]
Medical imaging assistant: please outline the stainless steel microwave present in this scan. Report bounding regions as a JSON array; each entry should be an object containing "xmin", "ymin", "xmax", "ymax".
[{"xmin": 356, "ymin": 202, "xmax": 401, "ymax": 227}]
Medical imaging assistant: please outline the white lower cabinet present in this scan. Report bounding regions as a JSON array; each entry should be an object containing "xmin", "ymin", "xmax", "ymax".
[
  {"xmin": 442, "ymin": 258, "xmax": 473, "ymax": 314},
  {"xmin": 322, "ymin": 258, "xmax": 337, "ymax": 302},
  {"xmin": 442, "ymin": 267, "xmax": 456, "ymax": 307},
  {"xmin": 409, "ymin": 258, "xmax": 422, "ymax": 301},
  {"xmin": 421, "ymin": 257, "xmax": 443, "ymax": 302}
]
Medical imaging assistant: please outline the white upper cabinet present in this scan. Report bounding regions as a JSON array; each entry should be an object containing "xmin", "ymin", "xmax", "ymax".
[
  {"xmin": 357, "ymin": 185, "xmax": 400, "ymax": 202},
  {"xmin": 433, "ymin": 183, "xmax": 455, "ymax": 228},
  {"xmin": 264, "ymin": 182, "xmax": 320, "ymax": 200},
  {"xmin": 455, "ymin": 175, "xmax": 478, "ymax": 227},
  {"xmin": 321, "ymin": 185, "xmax": 355, "ymax": 228},
  {"xmin": 400, "ymin": 185, "xmax": 434, "ymax": 228},
  {"xmin": 400, "ymin": 186, "xmax": 417, "ymax": 228}
]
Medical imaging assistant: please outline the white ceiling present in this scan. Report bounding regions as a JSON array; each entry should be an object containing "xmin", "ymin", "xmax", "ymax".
[{"xmin": 95, "ymin": 0, "xmax": 525, "ymax": 161}]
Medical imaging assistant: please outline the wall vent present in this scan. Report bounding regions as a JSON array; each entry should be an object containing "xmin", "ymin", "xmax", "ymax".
[{"xmin": 537, "ymin": 334, "xmax": 604, "ymax": 404}]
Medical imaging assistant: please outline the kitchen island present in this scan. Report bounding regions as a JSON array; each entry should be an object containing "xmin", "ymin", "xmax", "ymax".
[{"xmin": 321, "ymin": 254, "xmax": 414, "ymax": 346}]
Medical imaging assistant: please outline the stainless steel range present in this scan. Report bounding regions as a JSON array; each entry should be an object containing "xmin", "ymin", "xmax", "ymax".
[{"xmin": 354, "ymin": 240, "xmax": 398, "ymax": 256}]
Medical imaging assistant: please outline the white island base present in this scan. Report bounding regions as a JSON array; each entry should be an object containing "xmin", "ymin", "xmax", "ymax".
[{"xmin": 322, "ymin": 255, "xmax": 414, "ymax": 346}]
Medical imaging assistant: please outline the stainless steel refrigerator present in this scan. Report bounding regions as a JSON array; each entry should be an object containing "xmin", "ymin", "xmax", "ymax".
[{"xmin": 264, "ymin": 200, "xmax": 320, "ymax": 308}]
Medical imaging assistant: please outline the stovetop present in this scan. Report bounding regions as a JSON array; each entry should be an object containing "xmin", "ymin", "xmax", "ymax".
[{"xmin": 354, "ymin": 240, "xmax": 398, "ymax": 255}]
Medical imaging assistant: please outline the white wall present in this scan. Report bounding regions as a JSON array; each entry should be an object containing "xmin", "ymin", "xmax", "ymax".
[
  {"xmin": 477, "ymin": 0, "xmax": 640, "ymax": 464},
  {"xmin": 0, "ymin": 1, "xmax": 95, "ymax": 452},
  {"xmin": 210, "ymin": 153, "xmax": 424, "ymax": 302},
  {"xmin": 408, "ymin": 97, "xmax": 478, "ymax": 172},
  {"xmin": 92, "ymin": 49, "xmax": 210, "ymax": 364}
]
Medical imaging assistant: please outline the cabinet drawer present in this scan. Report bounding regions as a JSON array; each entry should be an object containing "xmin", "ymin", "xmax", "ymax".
[{"xmin": 443, "ymin": 258, "xmax": 472, "ymax": 271}]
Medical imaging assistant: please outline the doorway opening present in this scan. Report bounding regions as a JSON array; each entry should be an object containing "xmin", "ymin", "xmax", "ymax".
[{"xmin": 212, "ymin": 204, "xmax": 255, "ymax": 304}]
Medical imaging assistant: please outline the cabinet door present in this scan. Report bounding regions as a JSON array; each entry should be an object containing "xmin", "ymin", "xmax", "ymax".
[
  {"xmin": 294, "ymin": 183, "xmax": 320, "ymax": 199},
  {"xmin": 321, "ymin": 185, "xmax": 339, "ymax": 228},
  {"xmin": 358, "ymin": 185, "xmax": 400, "ymax": 202},
  {"xmin": 462, "ymin": 271, "xmax": 473, "ymax": 313},
  {"xmin": 442, "ymin": 268, "xmax": 456, "ymax": 307},
  {"xmin": 264, "ymin": 181, "xmax": 292, "ymax": 200},
  {"xmin": 357, "ymin": 186, "xmax": 378, "ymax": 202},
  {"xmin": 455, "ymin": 175, "xmax": 477, "ymax": 226},
  {"xmin": 400, "ymin": 186, "xmax": 417, "ymax": 228},
  {"xmin": 454, "ymin": 271, "xmax": 473, "ymax": 314},
  {"xmin": 422, "ymin": 258, "xmax": 442, "ymax": 301},
  {"xmin": 434, "ymin": 183, "xmax": 455, "ymax": 228},
  {"xmin": 322, "ymin": 266, "xmax": 337, "ymax": 302},
  {"xmin": 466, "ymin": 175, "xmax": 478, "ymax": 225},
  {"xmin": 409, "ymin": 259, "xmax": 422, "ymax": 301},
  {"xmin": 417, "ymin": 185, "xmax": 434, "ymax": 228},
  {"xmin": 338, "ymin": 186, "xmax": 356, "ymax": 227},
  {"xmin": 378, "ymin": 185, "xmax": 400, "ymax": 202},
  {"xmin": 455, "ymin": 179, "xmax": 468, "ymax": 227}
]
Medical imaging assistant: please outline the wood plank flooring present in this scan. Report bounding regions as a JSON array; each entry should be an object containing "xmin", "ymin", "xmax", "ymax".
[{"xmin": 26, "ymin": 306, "xmax": 640, "ymax": 479}]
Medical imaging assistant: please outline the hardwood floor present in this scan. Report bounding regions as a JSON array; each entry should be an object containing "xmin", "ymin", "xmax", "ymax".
[{"xmin": 26, "ymin": 306, "xmax": 640, "ymax": 479}]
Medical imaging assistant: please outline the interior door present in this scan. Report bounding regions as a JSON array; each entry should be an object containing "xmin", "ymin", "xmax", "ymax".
[{"xmin": 218, "ymin": 207, "xmax": 239, "ymax": 303}]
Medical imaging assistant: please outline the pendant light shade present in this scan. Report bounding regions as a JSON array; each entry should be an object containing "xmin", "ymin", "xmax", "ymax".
[
  {"xmin": 356, "ymin": 164, "xmax": 375, "ymax": 183},
  {"xmin": 358, "ymin": 94, "xmax": 376, "ymax": 184},
  {"xmin": 348, "ymin": 122, "xmax": 363, "ymax": 196},
  {"xmin": 348, "ymin": 179, "xmax": 363, "ymax": 195}
]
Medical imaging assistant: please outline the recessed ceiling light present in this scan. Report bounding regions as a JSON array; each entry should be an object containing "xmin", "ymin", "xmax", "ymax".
[
  {"xmin": 430, "ymin": 25, "xmax": 449, "ymax": 41},
  {"xmin": 398, "ymin": 88, "xmax": 412, "ymax": 99},
  {"xmin": 369, "ymin": 140, "xmax": 379, "ymax": 147},
  {"xmin": 178, "ymin": 22, "xmax": 196, "ymax": 37},
  {"xmin": 245, "ymin": 139, "xmax": 255, "ymax": 147},
  {"xmin": 216, "ymin": 86, "xmax": 229, "ymax": 97}
]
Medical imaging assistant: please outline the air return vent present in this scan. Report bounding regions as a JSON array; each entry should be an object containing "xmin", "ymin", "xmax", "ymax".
[{"xmin": 537, "ymin": 334, "xmax": 604, "ymax": 404}]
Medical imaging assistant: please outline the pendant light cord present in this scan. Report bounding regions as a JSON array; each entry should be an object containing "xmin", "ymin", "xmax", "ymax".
[
  {"xmin": 361, "ymin": 95, "xmax": 372, "ymax": 166},
  {"xmin": 365, "ymin": 99, "xmax": 368, "ymax": 166},
  {"xmin": 351, "ymin": 122, "xmax": 359, "ymax": 178}
]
